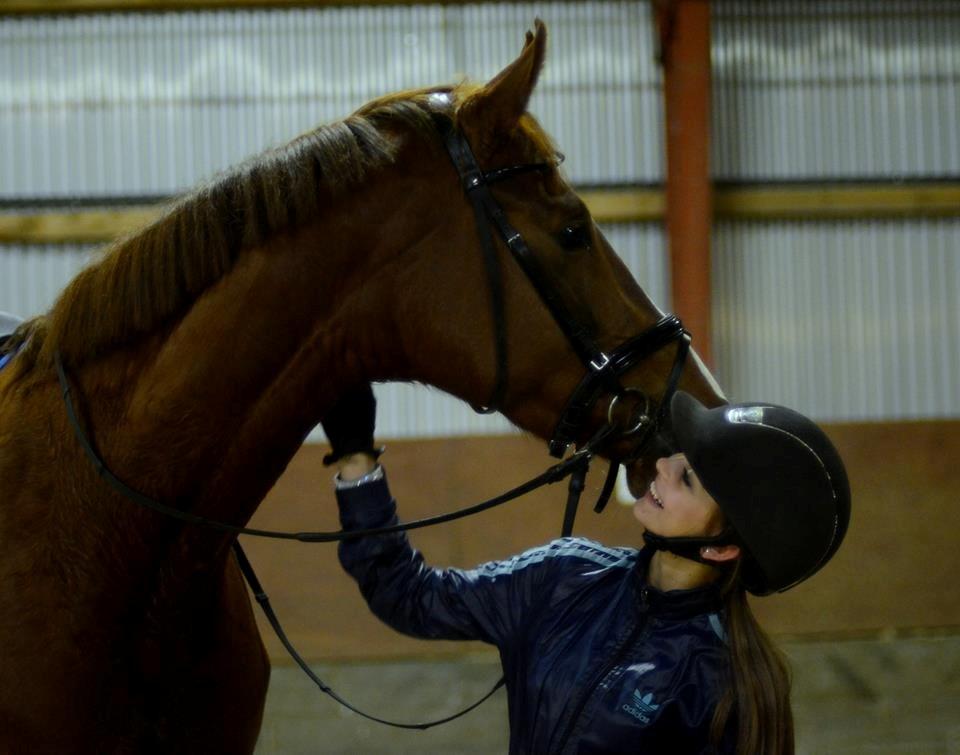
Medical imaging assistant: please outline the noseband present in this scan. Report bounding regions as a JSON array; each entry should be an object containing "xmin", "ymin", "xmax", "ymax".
[{"xmin": 52, "ymin": 100, "xmax": 693, "ymax": 732}]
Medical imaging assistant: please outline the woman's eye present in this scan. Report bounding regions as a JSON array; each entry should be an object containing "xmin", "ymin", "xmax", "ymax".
[
  {"xmin": 558, "ymin": 224, "xmax": 592, "ymax": 251},
  {"xmin": 681, "ymin": 468, "xmax": 693, "ymax": 488}
]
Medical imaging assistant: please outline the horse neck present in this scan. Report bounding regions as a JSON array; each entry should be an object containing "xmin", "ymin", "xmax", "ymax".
[{"xmin": 91, "ymin": 160, "xmax": 440, "ymax": 543}]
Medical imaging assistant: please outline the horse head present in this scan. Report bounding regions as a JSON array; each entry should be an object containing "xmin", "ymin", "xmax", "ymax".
[{"xmin": 345, "ymin": 20, "xmax": 726, "ymax": 493}]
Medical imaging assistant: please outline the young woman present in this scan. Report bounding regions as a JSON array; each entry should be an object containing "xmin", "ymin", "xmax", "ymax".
[{"xmin": 323, "ymin": 388, "xmax": 850, "ymax": 754}]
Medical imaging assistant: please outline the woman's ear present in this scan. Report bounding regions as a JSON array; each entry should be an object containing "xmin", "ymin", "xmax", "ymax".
[{"xmin": 700, "ymin": 543, "xmax": 741, "ymax": 564}]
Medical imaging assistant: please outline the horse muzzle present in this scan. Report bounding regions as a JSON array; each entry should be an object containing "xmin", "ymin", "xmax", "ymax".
[{"xmin": 547, "ymin": 315, "xmax": 691, "ymax": 460}]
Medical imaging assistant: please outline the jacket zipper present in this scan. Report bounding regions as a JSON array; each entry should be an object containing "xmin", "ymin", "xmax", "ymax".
[{"xmin": 552, "ymin": 586, "xmax": 651, "ymax": 753}]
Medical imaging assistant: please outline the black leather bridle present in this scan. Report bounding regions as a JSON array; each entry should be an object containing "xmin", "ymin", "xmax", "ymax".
[
  {"xmin": 52, "ymin": 98, "xmax": 692, "ymax": 731},
  {"xmin": 432, "ymin": 92, "xmax": 691, "ymax": 521}
]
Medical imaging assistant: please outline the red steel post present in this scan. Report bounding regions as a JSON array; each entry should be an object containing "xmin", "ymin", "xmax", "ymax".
[{"xmin": 656, "ymin": 0, "xmax": 714, "ymax": 366}]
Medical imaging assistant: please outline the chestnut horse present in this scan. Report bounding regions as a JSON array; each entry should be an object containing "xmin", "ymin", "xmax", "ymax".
[{"xmin": 0, "ymin": 22, "xmax": 724, "ymax": 753}]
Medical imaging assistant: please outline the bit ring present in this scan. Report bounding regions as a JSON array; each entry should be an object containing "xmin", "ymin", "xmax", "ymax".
[{"xmin": 607, "ymin": 390, "xmax": 651, "ymax": 436}]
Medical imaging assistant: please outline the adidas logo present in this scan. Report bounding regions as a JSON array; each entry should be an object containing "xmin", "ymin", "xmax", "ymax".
[
  {"xmin": 621, "ymin": 689, "xmax": 660, "ymax": 724},
  {"xmin": 633, "ymin": 690, "xmax": 660, "ymax": 713}
]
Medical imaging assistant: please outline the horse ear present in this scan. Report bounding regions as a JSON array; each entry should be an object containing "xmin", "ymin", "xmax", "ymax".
[{"xmin": 460, "ymin": 19, "xmax": 547, "ymax": 146}]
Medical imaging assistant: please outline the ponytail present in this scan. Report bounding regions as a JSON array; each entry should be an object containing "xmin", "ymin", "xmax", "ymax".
[{"xmin": 710, "ymin": 565, "xmax": 794, "ymax": 754}]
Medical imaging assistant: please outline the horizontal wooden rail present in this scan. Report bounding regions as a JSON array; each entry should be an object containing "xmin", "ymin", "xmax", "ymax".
[
  {"xmin": 2, "ymin": 183, "xmax": 958, "ymax": 244},
  {"xmin": 4, "ymin": 2, "xmax": 956, "ymax": 21},
  {"xmin": 0, "ymin": 208, "xmax": 159, "ymax": 245},
  {"xmin": 2, "ymin": 0, "xmax": 471, "ymax": 14},
  {"xmin": 714, "ymin": 183, "xmax": 960, "ymax": 220},
  {"xmin": 5, "ymin": 1, "xmax": 955, "ymax": 17}
]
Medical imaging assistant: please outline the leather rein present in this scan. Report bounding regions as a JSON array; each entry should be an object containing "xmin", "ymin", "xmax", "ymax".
[{"xmin": 53, "ymin": 103, "xmax": 691, "ymax": 731}]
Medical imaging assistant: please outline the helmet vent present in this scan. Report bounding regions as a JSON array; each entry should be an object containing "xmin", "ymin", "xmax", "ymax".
[{"xmin": 724, "ymin": 406, "xmax": 769, "ymax": 425}]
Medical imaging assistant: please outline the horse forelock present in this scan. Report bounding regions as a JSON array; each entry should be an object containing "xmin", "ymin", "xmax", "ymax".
[{"xmin": 24, "ymin": 89, "xmax": 444, "ymax": 371}]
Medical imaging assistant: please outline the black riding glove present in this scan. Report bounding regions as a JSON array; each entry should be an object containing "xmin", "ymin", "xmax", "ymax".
[{"xmin": 321, "ymin": 383, "xmax": 384, "ymax": 466}]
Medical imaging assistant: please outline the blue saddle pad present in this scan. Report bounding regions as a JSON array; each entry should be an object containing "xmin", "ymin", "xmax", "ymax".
[
  {"xmin": 0, "ymin": 339, "xmax": 17, "ymax": 372},
  {"xmin": 0, "ymin": 313, "xmax": 24, "ymax": 370}
]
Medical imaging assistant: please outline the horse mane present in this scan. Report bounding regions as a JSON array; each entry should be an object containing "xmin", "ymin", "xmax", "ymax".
[{"xmin": 4, "ymin": 81, "xmax": 557, "ymax": 374}]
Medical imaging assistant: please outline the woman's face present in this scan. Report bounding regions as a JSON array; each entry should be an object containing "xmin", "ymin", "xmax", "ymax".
[{"xmin": 633, "ymin": 453, "xmax": 726, "ymax": 538}]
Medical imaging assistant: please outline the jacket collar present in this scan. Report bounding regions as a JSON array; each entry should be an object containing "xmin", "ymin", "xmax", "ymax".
[{"xmin": 632, "ymin": 545, "xmax": 725, "ymax": 620}]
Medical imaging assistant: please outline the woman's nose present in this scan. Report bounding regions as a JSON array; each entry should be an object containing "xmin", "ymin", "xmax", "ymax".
[
  {"xmin": 655, "ymin": 456, "xmax": 670, "ymax": 477},
  {"xmin": 656, "ymin": 454, "xmax": 682, "ymax": 479}
]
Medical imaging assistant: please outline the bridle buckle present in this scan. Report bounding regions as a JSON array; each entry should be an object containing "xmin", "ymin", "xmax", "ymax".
[{"xmin": 589, "ymin": 352, "xmax": 611, "ymax": 372}]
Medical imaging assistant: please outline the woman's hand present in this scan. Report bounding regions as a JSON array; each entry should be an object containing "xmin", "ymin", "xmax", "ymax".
[{"xmin": 321, "ymin": 383, "xmax": 383, "ymax": 467}]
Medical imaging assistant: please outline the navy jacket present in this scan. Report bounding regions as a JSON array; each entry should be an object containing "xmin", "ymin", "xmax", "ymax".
[{"xmin": 337, "ymin": 471, "xmax": 735, "ymax": 754}]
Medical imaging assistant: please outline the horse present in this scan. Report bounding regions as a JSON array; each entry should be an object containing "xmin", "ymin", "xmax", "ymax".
[{"xmin": 0, "ymin": 21, "xmax": 724, "ymax": 753}]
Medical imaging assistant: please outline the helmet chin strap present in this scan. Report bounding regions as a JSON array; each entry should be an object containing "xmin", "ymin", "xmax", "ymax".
[{"xmin": 642, "ymin": 527, "xmax": 740, "ymax": 567}]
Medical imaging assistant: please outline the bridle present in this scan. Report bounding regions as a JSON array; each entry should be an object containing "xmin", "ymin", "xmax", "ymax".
[
  {"xmin": 432, "ymin": 92, "xmax": 691, "ymax": 521},
  {"xmin": 52, "ymin": 97, "xmax": 692, "ymax": 731}
]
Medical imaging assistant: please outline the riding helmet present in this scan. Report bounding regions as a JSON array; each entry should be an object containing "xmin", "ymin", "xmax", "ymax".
[{"xmin": 666, "ymin": 391, "xmax": 851, "ymax": 595}]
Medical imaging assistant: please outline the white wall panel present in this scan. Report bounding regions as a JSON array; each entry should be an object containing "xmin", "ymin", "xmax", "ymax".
[
  {"xmin": 459, "ymin": 2, "xmax": 662, "ymax": 184},
  {"xmin": 0, "ymin": 243, "xmax": 95, "ymax": 316},
  {"xmin": 712, "ymin": 0, "xmax": 960, "ymax": 179},
  {"xmin": 0, "ymin": 2, "xmax": 660, "ymax": 199},
  {"xmin": 713, "ymin": 218, "xmax": 960, "ymax": 421},
  {"xmin": 3, "ymin": 2, "xmax": 958, "ymax": 430}
]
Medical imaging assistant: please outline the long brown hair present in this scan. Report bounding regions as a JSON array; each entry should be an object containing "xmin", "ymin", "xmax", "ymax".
[{"xmin": 711, "ymin": 563, "xmax": 795, "ymax": 754}]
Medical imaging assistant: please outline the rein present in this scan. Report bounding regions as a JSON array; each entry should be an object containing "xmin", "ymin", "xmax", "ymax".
[
  {"xmin": 55, "ymin": 349, "xmax": 611, "ymax": 545},
  {"xmin": 52, "ymin": 104, "xmax": 692, "ymax": 731},
  {"xmin": 54, "ymin": 351, "xmax": 613, "ymax": 730}
]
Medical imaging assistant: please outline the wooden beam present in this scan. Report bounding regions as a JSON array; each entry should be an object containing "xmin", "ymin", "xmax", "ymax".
[
  {"xmin": 2, "ymin": 184, "xmax": 959, "ymax": 244},
  {"xmin": 1, "ymin": 0, "xmax": 478, "ymax": 14},
  {"xmin": 0, "ymin": 207, "xmax": 158, "ymax": 244},
  {"xmin": 715, "ymin": 183, "xmax": 960, "ymax": 220},
  {"xmin": 580, "ymin": 187, "xmax": 664, "ymax": 223}
]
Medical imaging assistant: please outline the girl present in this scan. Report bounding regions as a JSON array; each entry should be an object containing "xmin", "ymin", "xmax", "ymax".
[{"xmin": 324, "ymin": 389, "xmax": 849, "ymax": 754}]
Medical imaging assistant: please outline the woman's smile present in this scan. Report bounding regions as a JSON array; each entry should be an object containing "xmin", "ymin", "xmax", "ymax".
[
  {"xmin": 646, "ymin": 481, "xmax": 665, "ymax": 509},
  {"xmin": 633, "ymin": 454, "xmax": 725, "ymax": 538}
]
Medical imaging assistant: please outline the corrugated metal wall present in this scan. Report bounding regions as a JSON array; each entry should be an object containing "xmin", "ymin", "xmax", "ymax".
[
  {"xmin": 0, "ymin": 242, "xmax": 94, "ymax": 315},
  {"xmin": 0, "ymin": 2, "xmax": 665, "ymax": 439},
  {"xmin": 0, "ymin": 1, "xmax": 659, "ymax": 199},
  {"xmin": 713, "ymin": 218, "xmax": 960, "ymax": 421},
  {"xmin": 709, "ymin": 0, "xmax": 960, "ymax": 419},
  {"xmin": 712, "ymin": 0, "xmax": 960, "ymax": 180},
  {"xmin": 1, "ymin": 1, "xmax": 957, "ymax": 434}
]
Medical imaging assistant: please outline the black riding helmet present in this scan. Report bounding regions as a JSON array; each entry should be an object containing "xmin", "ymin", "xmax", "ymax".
[{"xmin": 646, "ymin": 391, "xmax": 851, "ymax": 596}]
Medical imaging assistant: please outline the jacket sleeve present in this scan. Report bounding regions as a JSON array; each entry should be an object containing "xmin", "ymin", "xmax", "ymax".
[{"xmin": 336, "ymin": 471, "xmax": 553, "ymax": 648}]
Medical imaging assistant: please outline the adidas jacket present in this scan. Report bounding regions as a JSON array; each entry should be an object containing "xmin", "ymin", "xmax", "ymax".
[{"xmin": 336, "ymin": 470, "xmax": 735, "ymax": 754}]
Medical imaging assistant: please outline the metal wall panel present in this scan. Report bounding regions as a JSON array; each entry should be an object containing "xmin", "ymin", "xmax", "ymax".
[
  {"xmin": 0, "ymin": 242, "xmax": 94, "ymax": 315},
  {"xmin": 0, "ymin": 2, "xmax": 660, "ymax": 200},
  {"xmin": 713, "ymin": 218, "xmax": 960, "ymax": 421},
  {"xmin": 458, "ymin": 2, "xmax": 662, "ymax": 184},
  {"xmin": 712, "ymin": 0, "xmax": 960, "ymax": 180},
  {"xmin": 3, "ymin": 3, "xmax": 959, "ymax": 429}
]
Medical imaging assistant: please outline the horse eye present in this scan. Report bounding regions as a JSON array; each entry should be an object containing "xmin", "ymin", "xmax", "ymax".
[{"xmin": 558, "ymin": 225, "xmax": 592, "ymax": 251}]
